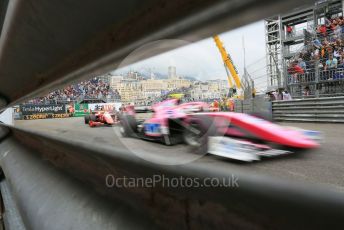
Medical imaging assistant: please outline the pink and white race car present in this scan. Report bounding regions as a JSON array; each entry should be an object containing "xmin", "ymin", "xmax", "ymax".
[{"xmin": 119, "ymin": 99, "xmax": 321, "ymax": 161}]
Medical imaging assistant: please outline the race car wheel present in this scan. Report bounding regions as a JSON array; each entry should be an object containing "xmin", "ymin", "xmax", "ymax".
[
  {"xmin": 90, "ymin": 114, "xmax": 96, "ymax": 122},
  {"xmin": 162, "ymin": 134, "xmax": 179, "ymax": 146},
  {"xmin": 119, "ymin": 125, "xmax": 127, "ymax": 136},
  {"xmin": 120, "ymin": 115, "xmax": 137, "ymax": 137},
  {"xmin": 84, "ymin": 115, "xmax": 90, "ymax": 124},
  {"xmin": 183, "ymin": 116, "xmax": 217, "ymax": 155}
]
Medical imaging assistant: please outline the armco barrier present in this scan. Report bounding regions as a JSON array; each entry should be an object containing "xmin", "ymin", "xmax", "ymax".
[
  {"xmin": 272, "ymin": 97, "xmax": 344, "ymax": 122},
  {"xmin": 234, "ymin": 96, "xmax": 272, "ymax": 120}
]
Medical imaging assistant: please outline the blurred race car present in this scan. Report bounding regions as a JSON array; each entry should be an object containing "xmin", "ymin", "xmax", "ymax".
[
  {"xmin": 119, "ymin": 99, "xmax": 321, "ymax": 161},
  {"xmin": 84, "ymin": 110, "xmax": 117, "ymax": 127}
]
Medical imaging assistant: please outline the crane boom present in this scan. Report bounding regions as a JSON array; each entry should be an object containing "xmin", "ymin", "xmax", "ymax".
[
  {"xmin": 224, "ymin": 63, "xmax": 234, "ymax": 88},
  {"xmin": 213, "ymin": 35, "xmax": 241, "ymax": 89}
]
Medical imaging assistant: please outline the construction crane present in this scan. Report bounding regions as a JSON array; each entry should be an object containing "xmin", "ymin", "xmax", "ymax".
[{"xmin": 213, "ymin": 35, "xmax": 242, "ymax": 97}]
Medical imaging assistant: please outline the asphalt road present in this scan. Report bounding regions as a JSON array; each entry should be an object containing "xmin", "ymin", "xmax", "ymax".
[{"xmin": 15, "ymin": 117, "xmax": 344, "ymax": 192}]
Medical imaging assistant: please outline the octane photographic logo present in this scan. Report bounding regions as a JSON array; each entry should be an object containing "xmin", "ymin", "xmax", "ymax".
[
  {"xmin": 112, "ymin": 39, "xmax": 227, "ymax": 165},
  {"xmin": 105, "ymin": 174, "xmax": 239, "ymax": 189}
]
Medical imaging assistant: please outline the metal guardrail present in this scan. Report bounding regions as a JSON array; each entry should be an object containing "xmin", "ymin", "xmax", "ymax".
[
  {"xmin": 2, "ymin": 124, "xmax": 344, "ymax": 229},
  {"xmin": 273, "ymin": 96, "xmax": 344, "ymax": 122},
  {"xmin": 319, "ymin": 69, "xmax": 344, "ymax": 81},
  {"xmin": 287, "ymin": 68, "xmax": 344, "ymax": 97},
  {"xmin": 287, "ymin": 71, "xmax": 316, "ymax": 84}
]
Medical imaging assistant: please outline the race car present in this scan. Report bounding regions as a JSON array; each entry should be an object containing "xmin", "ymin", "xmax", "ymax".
[
  {"xmin": 119, "ymin": 99, "xmax": 321, "ymax": 161},
  {"xmin": 84, "ymin": 110, "xmax": 118, "ymax": 127}
]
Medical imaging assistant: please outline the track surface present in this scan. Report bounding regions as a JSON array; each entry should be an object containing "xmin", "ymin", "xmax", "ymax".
[{"xmin": 15, "ymin": 117, "xmax": 344, "ymax": 192}]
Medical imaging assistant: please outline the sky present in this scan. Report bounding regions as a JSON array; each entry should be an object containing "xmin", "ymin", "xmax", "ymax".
[{"xmin": 112, "ymin": 20, "xmax": 267, "ymax": 89}]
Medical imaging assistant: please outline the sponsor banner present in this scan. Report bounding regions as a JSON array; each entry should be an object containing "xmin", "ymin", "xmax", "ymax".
[
  {"xmin": 23, "ymin": 113, "xmax": 71, "ymax": 120},
  {"xmin": 88, "ymin": 103, "xmax": 122, "ymax": 112},
  {"xmin": 20, "ymin": 104, "xmax": 66, "ymax": 115},
  {"xmin": 74, "ymin": 103, "xmax": 90, "ymax": 117}
]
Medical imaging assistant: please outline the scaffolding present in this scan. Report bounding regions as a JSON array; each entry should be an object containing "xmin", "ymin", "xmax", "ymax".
[{"xmin": 265, "ymin": 16, "xmax": 282, "ymax": 88}]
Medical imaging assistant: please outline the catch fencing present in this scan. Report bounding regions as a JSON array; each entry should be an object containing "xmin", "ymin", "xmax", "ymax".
[{"xmin": 234, "ymin": 95, "xmax": 273, "ymax": 120}]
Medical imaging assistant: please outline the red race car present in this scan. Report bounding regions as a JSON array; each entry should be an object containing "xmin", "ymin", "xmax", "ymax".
[
  {"xmin": 120, "ymin": 99, "xmax": 321, "ymax": 162},
  {"xmin": 84, "ymin": 110, "xmax": 118, "ymax": 127}
]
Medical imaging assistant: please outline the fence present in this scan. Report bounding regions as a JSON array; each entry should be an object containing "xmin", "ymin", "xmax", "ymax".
[
  {"xmin": 272, "ymin": 96, "xmax": 344, "ymax": 122},
  {"xmin": 287, "ymin": 68, "xmax": 344, "ymax": 97},
  {"xmin": 287, "ymin": 71, "xmax": 316, "ymax": 84}
]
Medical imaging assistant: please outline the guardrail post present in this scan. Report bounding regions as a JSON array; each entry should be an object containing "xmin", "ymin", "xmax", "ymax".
[
  {"xmin": 315, "ymin": 60, "xmax": 319, "ymax": 98},
  {"xmin": 252, "ymin": 98, "xmax": 255, "ymax": 113}
]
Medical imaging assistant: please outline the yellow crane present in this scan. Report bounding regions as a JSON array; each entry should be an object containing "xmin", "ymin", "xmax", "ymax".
[{"xmin": 213, "ymin": 35, "xmax": 242, "ymax": 94}]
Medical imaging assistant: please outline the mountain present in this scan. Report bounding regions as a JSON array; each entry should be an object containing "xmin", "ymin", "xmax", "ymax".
[{"xmin": 183, "ymin": 75, "xmax": 198, "ymax": 81}]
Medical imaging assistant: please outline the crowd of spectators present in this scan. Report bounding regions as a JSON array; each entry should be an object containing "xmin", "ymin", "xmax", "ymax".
[
  {"xmin": 288, "ymin": 15, "xmax": 344, "ymax": 82},
  {"xmin": 287, "ymin": 14, "xmax": 344, "ymax": 96},
  {"xmin": 266, "ymin": 89, "xmax": 292, "ymax": 101},
  {"xmin": 26, "ymin": 77, "xmax": 120, "ymax": 104}
]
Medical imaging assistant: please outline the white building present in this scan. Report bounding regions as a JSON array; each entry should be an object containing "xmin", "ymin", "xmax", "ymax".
[
  {"xmin": 168, "ymin": 66, "xmax": 177, "ymax": 79},
  {"xmin": 190, "ymin": 79, "xmax": 229, "ymax": 100}
]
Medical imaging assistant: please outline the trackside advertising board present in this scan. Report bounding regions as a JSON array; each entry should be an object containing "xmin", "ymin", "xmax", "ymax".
[
  {"xmin": 19, "ymin": 104, "xmax": 70, "ymax": 120},
  {"xmin": 20, "ymin": 104, "xmax": 66, "ymax": 115},
  {"xmin": 74, "ymin": 103, "xmax": 90, "ymax": 117},
  {"xmin": 88, "ymin": 103, "xmax": 122, "ymax": 112},
  {"xmin": 73, "ymin": 103, "xmax": 122, "ymax": 117}
]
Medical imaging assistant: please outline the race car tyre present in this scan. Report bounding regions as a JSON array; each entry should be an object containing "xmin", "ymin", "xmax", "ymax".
[
  {"xmin": 90, "ymin": 114, "xmax": 96, "ymax": 122},
  {"xmin": 84, "ymin": 115, "xmax": 90, "ymax": 124},
  {"xmin": 120, "ymin": 115, "xmax": 137, "ymax": 137},
  {"xmin": 162, "ymin": 134, "xmax": 179, "ymax": 146},
  {"xmin": 183, "ymin": 116, "xmax": 217, "ymax": 155}
]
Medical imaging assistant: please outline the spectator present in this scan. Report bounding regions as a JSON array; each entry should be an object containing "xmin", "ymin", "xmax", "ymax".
[
  {"xmin": 298, "ymin": 58, "xmax": 307, "ymax": 70},
  {"xmin": 304, "ymin": 86, "xmax": 310, "ymax": 96},
  {"xmin": 311, "ymin": 47, "xmax": 320, "ymax": 60},
  {"xmin": 266, "ymin": 91, "xmax": 276, "ymax": 101},
  {"xmin": 295, "ymin": 61, "xmax": 304, "ymax": 74},
  {"xmin": 325, "ymin": 54, "xmax": 338, "ymax": 70},
  {"xmin": 318, "ymin": 61, "xmax": 324, "ymax": 69},
  {"xmin": 334, "ymin": 46, "xmax": 341, "ymax": 60},
  {"xmin": 325, "ymin": 54, "xmax": 338, "ymax": 80},
  {"xmin": 283, "ymin": 90, "xmax": 292, "ymax": 100},
  {"xmin": 286, "ymin": 25, "xmax": 293, "ymax": 36},
  {"xmin": 339, "ymin": 51, "xmax": 344, "ymax": 68},
  {"xmin": 318, "ymin": 24, "xmax": 327, "ymax": 38},
  {"xmin": 275, "ymin": 89, "xmax": 284, "ymax": 100},
  {"xmin": 288, "ymin": 61, "xmax": 304, "ymax": 83},
  {"xmin": 313, "ymin": 38, "xmax": 322, "ymax": 49},
  {"xmin": 213, "ymin": 100, "xmax": 219, "ymax": 111},
  {"xmin": 334, "ymin": 23, "xmax": 342, "ymax": 38}
]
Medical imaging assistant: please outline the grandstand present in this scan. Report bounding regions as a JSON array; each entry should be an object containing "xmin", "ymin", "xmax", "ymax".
[
  {"xmin": 25, "ymin": 77, "xmax": 121, "ymax": 105},
  {"xmin": 265, "ymin": 0, "xmax": 344, "ymax": 98}
]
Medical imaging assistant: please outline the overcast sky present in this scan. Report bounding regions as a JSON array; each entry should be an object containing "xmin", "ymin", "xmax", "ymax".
[{"xmin": 112, "ymin": 20, "xmax": 267, "ymax": 89}]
